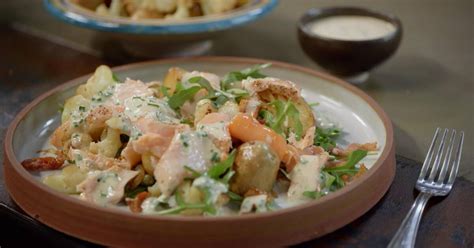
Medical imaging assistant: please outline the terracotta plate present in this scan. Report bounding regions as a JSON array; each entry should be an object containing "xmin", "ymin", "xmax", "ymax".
[{"xmin": 3, "ymin": 57, "xmax": 395, "ymax": 247}]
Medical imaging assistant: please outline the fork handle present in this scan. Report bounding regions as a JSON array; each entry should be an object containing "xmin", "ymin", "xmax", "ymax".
[{"xmin": 388, "ymin": 192, "xmax": 432, "ymax": 248}]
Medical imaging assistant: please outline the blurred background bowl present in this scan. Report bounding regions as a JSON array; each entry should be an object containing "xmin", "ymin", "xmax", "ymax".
[
  {"xmin": 298, "ymin": 7, "xmax": 402, "ymax": 83},
  {"xmin": 44, "ymin": 0, "xmax": 278, "ymax": 58}
]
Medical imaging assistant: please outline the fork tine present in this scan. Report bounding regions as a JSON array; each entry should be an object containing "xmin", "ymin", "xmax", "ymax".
[
  {"xmin": 419, "ymin": 128, "xmax": 441, "ymax": 180},
  {"xmin": 447, "ymin": 131, "xmax": 464, "ymax": 185},
  {"xmin": 436, "ymin": 130, "xmax": 456, "ymax": 184},
  {"xmin": 427, "ymin": 128, "xmax": 449, "ymax": 182}
]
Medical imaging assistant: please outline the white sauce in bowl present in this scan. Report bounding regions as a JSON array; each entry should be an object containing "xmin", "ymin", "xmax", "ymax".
[{"xmin": 308, "ymin": 15, "xmax": 396, "ymax": 41}]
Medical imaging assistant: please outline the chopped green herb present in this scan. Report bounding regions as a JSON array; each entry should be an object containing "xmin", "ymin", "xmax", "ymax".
[
  {"xmin": 210, "ymin": 151, "xmax": 220, "ymax": 163},
  {"xmin": 147, "ymin": 102, "xmax": 161, "ymax": 108},
  {"xmin": 78, "ymin": 106, "xmax": 86, "ymax": 112}
]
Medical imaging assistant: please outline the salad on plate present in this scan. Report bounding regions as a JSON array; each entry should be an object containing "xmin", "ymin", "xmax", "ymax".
[{"xmin": 21, "ymin": 64, "xmax": 377, "ymax": 216}]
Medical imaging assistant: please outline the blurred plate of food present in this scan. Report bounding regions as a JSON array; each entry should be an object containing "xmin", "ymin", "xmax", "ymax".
[{"xmin": 44, "ymin": 0, "xmax": 278, "ymax": 34}]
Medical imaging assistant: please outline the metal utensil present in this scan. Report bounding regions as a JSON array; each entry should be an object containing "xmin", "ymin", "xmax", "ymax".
[{"xmin": 388, "ymin": 128, "xmax": 464, "ymax": 248}]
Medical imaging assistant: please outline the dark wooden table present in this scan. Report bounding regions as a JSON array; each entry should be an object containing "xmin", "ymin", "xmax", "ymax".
[{"xmin": 0, "ymin": 2, "xmax": 473, "ymax": 247}]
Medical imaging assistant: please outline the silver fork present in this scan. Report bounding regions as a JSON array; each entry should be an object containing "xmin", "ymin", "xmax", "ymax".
[{"xmin": 388, "ymin": 128, "xmax": 464, "ymax": 248}]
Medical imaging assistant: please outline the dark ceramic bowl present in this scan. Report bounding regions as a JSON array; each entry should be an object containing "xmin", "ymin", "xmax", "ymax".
[{"xmin": 298, "ymin": 7, "xmax": 402, "ymax": 79}]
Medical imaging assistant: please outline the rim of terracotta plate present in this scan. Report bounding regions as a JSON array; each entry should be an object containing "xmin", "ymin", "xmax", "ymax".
[{"xmin": 4, "ymin": 56, "xmax": 394, "ymax": 223}]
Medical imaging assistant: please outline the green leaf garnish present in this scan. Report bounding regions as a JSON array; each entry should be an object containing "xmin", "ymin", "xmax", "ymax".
[
  {"xmin": 260, "ymin": 100, "xmax": 304, "ymax": 140},
  {"xmin": 226, "ymin": 88, "xmax": 249, "ymax": 97},
  {"xmin": 112, "ymin": 73, "xmax": 120, "ymax": 82},
  {"xmin": 167, "ymin": 85, "xmax": 201, "ymax": 110},
  {"xmin": 188, "ymin": 76, "xmax": 215, "ymax": 96},
  {"xmin": 221, "ymin": 170, "xmax": 235, "ymax": 184},
  {"xmin": 323, "ymin": 150, "xmax": 367, "ymax": 190},
  {"xmin": 303, "ymin": 191, "xmax": 321, "ymax": 199},
  {"xmin": 222, "ymin": 63, "xmax": 271, "ymax": 88},
  {"xmin": 324, "ymin": 150, "xmax": 368, "ymax": 173},
  {"xmin": 314, "ymin": 127, "xmax": 341, "ymax": 151},
  {"xmin": 160, "ymin": 85, "xmax": 170, "ymax": 97},
  {"xmin": 227, "ymin": 191, "xmax": 243, "ymax": 201},
  {"xmin": 207, "ymin": 150, "xmax": 236, "ymax": 179}
]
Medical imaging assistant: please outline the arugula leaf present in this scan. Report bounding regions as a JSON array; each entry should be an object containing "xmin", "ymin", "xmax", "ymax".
[
  {"xmin": 323, "ymin": 150, "xmax": 368, "ymax": 190},
  {"xmin": 175, "ymin": 187, "xmax": 186, "ymax": 206},
  {"xmin": 202, "ymin": 188, "xmax": 217, "ymax": 215},
  {"xmin": 112, "ymin": 73, "xmax": 121, "ymax": 83},
  {"xmin": 221, "ymin": 170, "xmax": 235, "ymax": 184},
  {"xmin": 324, "ymin": 150, "xmax": 368, "ymax": 173},
  {"xmin": 157, "ymin": 203, "xmax": 208, "ymax": 215},
  {"xmin": 286, "ymin": 103, "xmax": 303, "ymax": 140},
  {"xmin": 222, "ymin": 63, "xmax": 271, "ymax": 88},
  {"xmin": 322, "ymin": 171, "xmax": 336, "ymax": 188},
  {"xmin": 314, "ymin": 127, "xmax": 341, "ymax": 151},
  {"xmin": 188, "ymin": 76, "xmax": 215, "ymax": 96},
  {"xmin": 207, "ymin": 150, "xmax": 236, "ymax": 179},
  {"xmin": 303, "ymin": 191, "xmax": 322, "ymax": 199},
  {"xmin": 240, "ymin": 63, "xmax": 272, "ymax": 79},
  {"xmin": 160, "ymin": 85, "xmax": 170, "ymax": 97},
  {"xmin": 227, "ymin": 191, "xmax": 243, "ymax": 201},
  {"xmin": 226, "ymin": 88, "xmax": 249, "ymax": 97},
  {"xmin": 167, "ymin": 85, "xmax": 201, "ymax": 110},
  {"xmin": 261, "ymin": 100, "xmax": 304, "ymax": 140},
  {"xmin": 258, "ymin": 109, "xmax": 274, "ymax": 125}
]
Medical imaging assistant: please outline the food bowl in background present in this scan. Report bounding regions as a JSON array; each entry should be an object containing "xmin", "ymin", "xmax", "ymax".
[
  {"xmin": 44, "ymin": 0, "xmax": 278, "ymax": 58},
  {"xmin": 298, "ymin": 7, "xmax": 402, "ymax": 84}
]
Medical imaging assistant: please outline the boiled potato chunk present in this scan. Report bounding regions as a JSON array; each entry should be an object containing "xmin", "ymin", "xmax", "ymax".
[
  {"xmin": 230, "ymin": 141, "xmax": 281, "ymax": 195},
  {"xmin": 43, "ymin": 165, "xmax": 87, "ymax": 194}
]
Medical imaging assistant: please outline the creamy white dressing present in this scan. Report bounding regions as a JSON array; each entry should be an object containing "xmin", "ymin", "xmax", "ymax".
[
  {"xmin": 192, "ymin": 176, "xmax": 227, "ymax": 204},
  {"xmin": 154, "ymin": 130, "xmax": 221, "ymax": 197},
  {"xmin": 197, "ymin": 121, "xmax": 229, "ymax": 143},
  {"xmin": 240, "ymin": 195, "xmax": 269, "ymax": 214},
  {"xmin": 123, "ymin": 96, "xmax": 179, "ymax": 124},
  {"xmin": 308, "ymin": 15, "xmax": 396, "ymax": 41},
  {"xmin": 77, "ymin": 167, "xmax": 138, "ymax": 206},
  {"xmin": 288, "ymin": 154, "xmax": 326, "ymax": 200}
]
